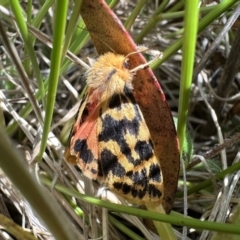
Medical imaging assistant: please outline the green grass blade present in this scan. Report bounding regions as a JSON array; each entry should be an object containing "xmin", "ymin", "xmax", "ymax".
[
  {"xmin": 177, "ymin": 158, "xmax": 240, "ymax": 197},
  {"xmin": 38, "ymin": 1, "xmax": 69, "ymax": 162},
  {"xmin": 135, "ymin": 0, "xmax": 170, "ymax": 43},
  {"xmin": 0, "ymin": 127, "xmax": 80, "ymax": 240},
  {"xmin": 41, "ymin": 177, "xmax": 240, "ymax": 235},
  {"xmin": 32, "ymin": 0, "xmax": 54, "ymax": 29},
  {"xmin": 9, "ymin": 0, "xmax": 46, "ymax": 108},
  {"xmin": 177, "ymin": 0, "xmax": 199, "ymax": 156},
  {"xmin": 62, "ymin": 1, "xmax": 83, "ymax": 57},
  {"xmin": 124, "ymin": 0, "xmax": 146, "ymax": 31},
  {"xmin": 109, "ymin": 215, "xmax": 145, "ymax": 240}
]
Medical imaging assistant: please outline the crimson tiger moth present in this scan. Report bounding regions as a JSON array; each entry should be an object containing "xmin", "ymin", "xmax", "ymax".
[{"xmin": 64, "ymin": 52, "xmax": 164, "ymax": 204}]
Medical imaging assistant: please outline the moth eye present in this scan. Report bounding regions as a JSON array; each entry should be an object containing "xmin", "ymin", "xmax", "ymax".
[{"xmin": 123, "ymin": 61, "xmax": 130, "ymax": 69}]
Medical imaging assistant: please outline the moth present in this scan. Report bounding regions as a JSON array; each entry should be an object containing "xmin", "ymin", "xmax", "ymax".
[{"xmin": 64, "ymin": 51, "xmax": 164, "ymax": 204}]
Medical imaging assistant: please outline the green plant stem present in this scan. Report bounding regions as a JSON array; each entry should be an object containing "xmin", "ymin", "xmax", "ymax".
[
  {"xmin": 124, "ymin": 0, "xmax": 146, "ymax": 31},
  {"xmin": 146, "ymin": 203, "xmax": 176, "ymax": 240},
  {"xmin": 32, "ymin": 0, "xmax": 54, "ymax": 29},
  {"xmin": 177, "ymin": 1, "xmax": 199, "ymax": 156},
  {"xmin": 109, "ymin": 215, "xmax": 145, "ymax": 240},
  {"xmin": 177, "ymin": 158, "xmax": 240, "ymax": 197},
  {"xmin": 135, "ymin": 0, "xmax": 168, "ymax": 43},
  {"xmin": 0, "ymin": 214, "xmax": 36, "ymax": 240},
  {"xmin": 9, "ymin": 0, "xmax": 46, "ymax": 107},
  {"xmin": 41, "ymin": 177, "xmax": 240, "ymax": 235},
  {"xmin": 38, "ymin": 1, "xmax": 68, "ymax": 161},
  {"xmin": 62, "ymin": 1, "xmax": 83, "ymax": 57},
  {"xmin": 168, "ymin": 0, "xmax": 184, "ymax": 12}
]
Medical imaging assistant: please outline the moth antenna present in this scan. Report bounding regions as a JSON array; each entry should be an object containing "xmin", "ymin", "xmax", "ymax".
[
  {"xmin": 124, "ymin": 47, "xmax": 149, "ymax": 60},
  {"xmin": 129, "ymin": 50, "xmax": 163, "ymax": 73}
]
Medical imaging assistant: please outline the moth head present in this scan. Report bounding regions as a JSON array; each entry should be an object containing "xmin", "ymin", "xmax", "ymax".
[{"xmin": 86, "ymin": 52, "xmax": 133, "ymax": 97}]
